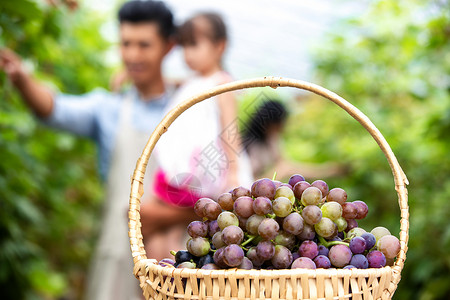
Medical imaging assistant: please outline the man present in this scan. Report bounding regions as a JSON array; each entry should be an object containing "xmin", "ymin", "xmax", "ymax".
[{"xmin": 0, "ymin": 1, "xmax": 197, "ymax": 299}]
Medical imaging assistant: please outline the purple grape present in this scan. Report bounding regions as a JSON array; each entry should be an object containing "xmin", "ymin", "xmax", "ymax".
[
  {"xmin": 253, "ymin": 196, "xmax": 272, "ymax": 215},
  {"xmin": 326, "ymin": 187, "xmax": 347, "ymax": 205},
  {"xmin": 223, "ymin": 244, "xmax": 244, "ymax": 267},
  {"xmin": 258, "ymin": 218, "xmax": 280, "ymax": 240},
  {"xmin": 238, "ymin": 216, "xmax": 248, "ymax": 230},
  {"xmin": 349, "ymin": 236, "xmax": 367, "ymax": 254},
  {"xmin": 353, "ymin": 201, "xmax": 369, "ymax": 219},
  {"xmin": 314, "ymin": 255, "xmax": 331, "ymax": 269},
  {"xmin": 377, "ymin": 235, "xmax": 401, "ymax": 259},
  {"xmin": 159, "ymin": 258, "xmax": 175, "ymax": 267},
  {"xmin": 345, "ymin": 219, "xmax": 358, "ymax": 232},
  {"xmin": 187, "ymin": 221, "xmax": 208, "ymax": 238},
  {"xmin": 292, "ymin": 252, "xmax": 300, "ymax": 261},
  {"xmin": 311, "ymin": 180, "xmax": 329, "ymax": 197},
  {"xmin": 367, "ymin": 251, "xmax": 386, "ymax": 268},
  {"xmin": 283, "ymin": 212, "xmax": 304, "ymax": 235},
  {"xmin": 350, "ymin": 254, "xmax": 368, "ymax": 269},
  {"xmin": 271, "ymin": 245, "xmax": 293, "ymax": 269},
  {"xmin": 256, "ymin": 240, "xmax": 275, "ymax": 261},
  {"xmin": 272, "ymin": 180, "xmax": 283, "ymax": 189},
  {"xmin": 302, "ymin": 205, "xmax": 322, "ymax": 225},
  {"xmin": 318, "ymin": 245, "xmax": 329, "ymax": 257},
  {"xmin": 238, "ymin": 257, "xmax": 254, "ymax": 270},
  {"xmin": 198, "ymin": 253, "xmax": 215, "ymax": 268},
  {"xmin": 247, "ymin": 247, "xmax": 264, "ymax": 267},
  {"xmin": 218, "ymin": 192, "xmax": 234, "ymax": 211},
  {"xmin": 194, "ymin": 198, "xmax": 215, "ymax": 218},
  {"xmin": 203, "ymin": 201, "xmax": 222, "ymax": 220},
  {"xmin": 297, "ymin": 224, "xmax": 316, "ymax": 240},
  {"xmin": 201, "ymin": 263, "xmax": 220, "ymax": 270},
  {"xmin": 288, "ymin": 174, "xmax": 305, "ymax": 187},
  {"xmin": 234, "ymin": 196, "xmax": 254, "ymax": 218},
  {"xmin": 293, "ymin": 181, "xmax": 311, "ymax": 200},
  {"xmin": 328, "ymin": 244, "xmax": 352, "ymax": 268},
  {"xmin": 251, "ymin": 178, "xmax": 276, "ymax": 199},
  {"xmin": 342, "ymin": 202, "xmax": 357, "ymax": 219},
  {"xmin": 208, "ymin": 220, "xmax": 220, "ymax": 237},
  {"xmin": 361, "ymin": 233, "xmax": 376, "ymax": 250},
  {"xmin": 222, "ymin": 225, "xmax": 244, "ymax": 245},
  {"xmin": 298, "ymin": 240, "xmax": 319, "ymax": 260},
  {"xmin": 231, "ymin": 186, "xmax": 251, "ymax": 201},
  {"xmin": 291, "ymin": 257, "xmax": 316, "ymax": 269},
  {"xmin": 213, "ymin": 247, "xmax": 227, "ymax": 268},
  {"xmin": 174, "ymin": 250, "xmax": 194, "ymax": 264},
  {"xmin": 343, "ymin": 265, "xmax": 356, "ymax": 269}
]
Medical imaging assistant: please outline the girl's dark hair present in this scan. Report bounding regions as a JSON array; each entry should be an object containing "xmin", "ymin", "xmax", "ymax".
[
  {"xmin": 118, "ymin": 0, "xmax": 176, "ymax": 39},
  {"xmin": 177, "ymin": 12, "xmax": 227, "ymax": 46},
  {"xmin": 242, "ymin": 100, "xmax": 288, "ymax": 150}
]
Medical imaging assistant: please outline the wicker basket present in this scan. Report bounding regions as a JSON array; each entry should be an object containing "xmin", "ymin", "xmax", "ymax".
[{"xmin": 128, "ymin": 77, "xmax": 409, "ymax": 300}]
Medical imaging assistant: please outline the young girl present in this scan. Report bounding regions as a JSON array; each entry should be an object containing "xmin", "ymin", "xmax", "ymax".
[{"xmin": 153, "ymin": 12, "xmax": 253, "ymax": 207}]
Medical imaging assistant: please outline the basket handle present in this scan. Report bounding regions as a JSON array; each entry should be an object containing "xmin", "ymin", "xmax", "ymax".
[{"xmin": 128, "ymin": 76, "xmax": 409, "ymax": 275}]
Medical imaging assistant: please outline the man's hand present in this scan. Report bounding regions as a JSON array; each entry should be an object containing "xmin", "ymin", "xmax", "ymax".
[
  {"xmin": 0, "ymin": 48, "xmax": 53, "ymax": 118},
  {"xmin": 0, "ymin": 48, "xmax": 27, "ymax": 85}
]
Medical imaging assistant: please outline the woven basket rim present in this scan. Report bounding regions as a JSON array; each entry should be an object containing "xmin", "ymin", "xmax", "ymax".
[
  {"xmin": 128, "ymin": 76, "xmax": 409, "ymax": 284},
  {"xmin": 141, "ymin": 259, "xmax": 394, "ymax": 278}
]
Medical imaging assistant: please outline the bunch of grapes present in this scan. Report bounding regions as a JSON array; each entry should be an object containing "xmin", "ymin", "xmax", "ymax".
[{"xmin": 160, "ymin": 175, "xmax": 401, "ymax": 271}]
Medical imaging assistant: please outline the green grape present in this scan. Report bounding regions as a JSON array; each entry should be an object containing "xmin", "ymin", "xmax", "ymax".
[
  {"xmin": 274, "ymin": 230, "xmax": 296, "ymax": 250},
  {"xmin": 314, "ymin": 217, "xmax": 336, "ymax": 238},
  {"xmin": 217, "ymin": 211, "xmax": 239, "ymax": 230},
  {"xmin": 272, "ymin": 197, "xmax": 293, "ymax": 217},
  {"xmin": 275, "ymin": 186, "xmax": 295, "ymax": 204},
  {"xmin": 321, "ymin": 202, "xmax": 342, "ymax": 221},
  {"xmin": 347, "ymin": 227, "xmax": 366, "ymax": 239},
  {"xmin": 246, "ymin": 214, "xmax": 265, "ymax": 235},
  {"xmin": 301, "ymin": 187, "xmax": 322, "ymax": 206},
  {"xmin": 187, "ymin": 237, "xmax": 210, "ymax": 257},
  {"xmin": 371, "ymin": 226, "xmax": 391, "ymax": 243},
  {"xmin": 335, "ymin": 217, "xmax": 348, "ymax": 232}
]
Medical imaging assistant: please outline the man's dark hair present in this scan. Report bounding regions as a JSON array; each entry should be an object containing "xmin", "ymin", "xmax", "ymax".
[{"xmin": 118, "ymin": 0, "xmax": 176, "ymax": 39}]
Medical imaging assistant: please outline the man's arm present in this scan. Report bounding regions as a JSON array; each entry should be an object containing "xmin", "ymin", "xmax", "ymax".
[
  {"xmin": 140, "ymin": 199, "xmax": 198, "ymax": 238},
  {"xmin": 0, "ymin": 48, "xmax": 53, "ymax": 118}
]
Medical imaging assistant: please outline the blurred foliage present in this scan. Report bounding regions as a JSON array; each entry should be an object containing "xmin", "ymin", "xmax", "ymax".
[
  {"xmin": 282, "ymin": 0, "xmax": 449, "ymax": 299},
  {"xmin": 0, "ymin": 1, "xmax": 111, "ymax": 299}
]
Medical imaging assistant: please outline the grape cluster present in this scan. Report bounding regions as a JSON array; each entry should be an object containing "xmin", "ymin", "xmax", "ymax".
[{"xmin": 161, "ymin": 175, "xmax": 401, "ymax": 270}]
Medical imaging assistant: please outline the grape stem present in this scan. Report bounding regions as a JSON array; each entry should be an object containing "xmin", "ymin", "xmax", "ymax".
[
  {"xmin": 170, "ymin": 250, "xmax": 177, "ymax": 257},
  {"xmin": 272, "ymin": 171, "xmax": 277, "ymax": 181},
  {"xmin": 241, "ymin": 235, "xmax": 257, "ymax": 247},
  {"xmin": 318, "ymin": 235, "xmax": 349, "ymax": 247},
  {"xmin": 266, "ymin": 213, "xmax": 276, "ymax": 219}
]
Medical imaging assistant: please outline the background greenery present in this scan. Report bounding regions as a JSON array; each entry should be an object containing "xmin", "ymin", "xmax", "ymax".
[
  {"xmin": 0, "ymin": 0, "xmax": 449, "ymax": 299},
  {"xmin": 0, "ymin": 1, "xmax": 108, "ymax": 299},
  {"xmin": 283, "ymin": 1, "xmax": 449, "ymax": 299}
]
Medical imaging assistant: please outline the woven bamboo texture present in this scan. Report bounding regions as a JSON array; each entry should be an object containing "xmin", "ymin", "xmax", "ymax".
[{"xmin": 128, "ymin": 77, "xmax": 409, "ymax": 299}]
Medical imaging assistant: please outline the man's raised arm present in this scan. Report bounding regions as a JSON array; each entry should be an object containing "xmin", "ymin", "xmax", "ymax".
[{"xmin": 0, "ymin": 48, "xmax": 54, "ymax": 118}]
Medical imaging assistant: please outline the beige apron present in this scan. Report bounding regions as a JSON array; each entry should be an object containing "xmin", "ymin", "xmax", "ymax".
[{"xmin": 85, "ymin": 92, "xmax": 156, "ymax": 300}]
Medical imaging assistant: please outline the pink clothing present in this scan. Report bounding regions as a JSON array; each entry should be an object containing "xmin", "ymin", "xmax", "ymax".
[{"xmin": 153, "ymin": 168, "xmax": 201, "ymax": 207}]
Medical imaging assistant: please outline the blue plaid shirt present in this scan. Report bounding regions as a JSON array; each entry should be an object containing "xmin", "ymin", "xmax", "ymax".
[{"xmin": 43, "ymin": 88, "xmax": 169, "ymax": 180}]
